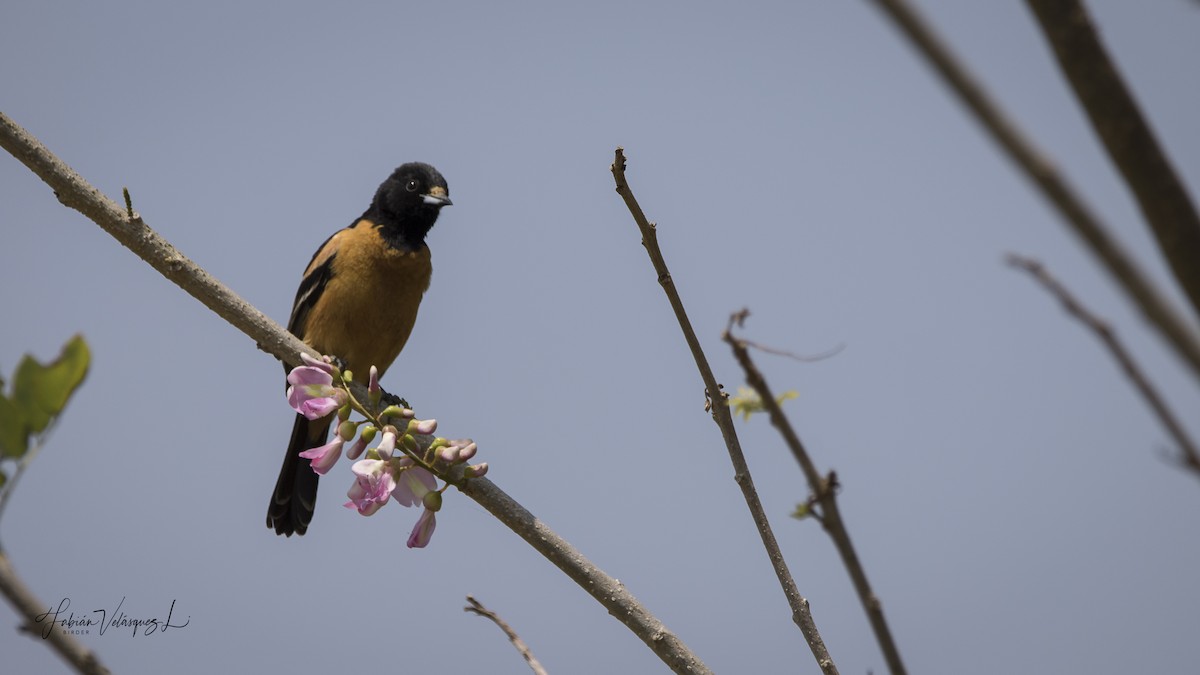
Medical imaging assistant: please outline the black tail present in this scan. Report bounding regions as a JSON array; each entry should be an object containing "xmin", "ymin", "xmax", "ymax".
[{"xmin": 267, "ymin": 414, "xmax": 328, "ymax": 536}]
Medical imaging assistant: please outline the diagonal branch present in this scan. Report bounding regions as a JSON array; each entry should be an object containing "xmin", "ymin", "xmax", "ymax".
[
  {"xmin": 867, "ymin": 0, "xmax": 1200, "ymax": 383},
  {"xmin": 0, "ymin": 111, "xmax": 711, "ymax": 675},
  {"xmin": 0, "ymin": 113, "xmax": 310, "ymax": 372},
  {"xmin": 611, "ymin": 148, "xmax": 841, "ymax": 675},
  {"xmin": 464, "ymin": 596, "xmax": 548, "ymax": 675},
  {"xmin": 0, "ymin": 552, "xmax": 111, "ymax": 675},
  {"xmin": 458, "ymin": 478, "xmax": 708, "ymax": 674},
  {"xmin": 724, "ymin": 316, "xmax": 907, "ymax": 675},
  {"xmin": 1007, "ymin": 254, "xmax": 1200, "ymax": 477},
  {"xmin": 1025, "ymin": 0, "xmax": 1200, "ymax": 321}
]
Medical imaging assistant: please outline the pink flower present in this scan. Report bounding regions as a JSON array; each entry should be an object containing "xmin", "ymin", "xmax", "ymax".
[
  {"xmin": 343, "ymin": 459, "xmax": 397, "ymax": 516},
  {"xmin": 391, "ymin": 467, "xmax": 441, "ymax": 548},
  {"xmin": 298, "ymin": 437, "xmax": 344, "ymax": 475},
  {"xmin": 345, "ymin": 481, "xmax": 385, "ymax": 516},
  {"xmin": 392, "ymin": 466, "xmax": 437, "ymax": 507},
  {"xmin": 286, "ymin": 365, "xmax": 346, "ymax": 420},
  {"xmin": 407, "ymin": 508, "xmax": 437, "ymax": 548}
]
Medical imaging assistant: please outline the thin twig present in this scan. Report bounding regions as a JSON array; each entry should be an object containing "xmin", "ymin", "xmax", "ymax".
[
  {"xmin": 1025, "ymin": 0, "xmax": 1200, "ymax": 321},
  {"xmin": 0, "ymin": 112, "xmax": 712, "ymax": 675},
  {"xmin": 0, "ymin": 552, "xmax": 111, "ymax": 675},
  {"xmin": 121, "ymin": 187, "xmax": 135, "ymax": 220},
  {"xmin": 459, "ymin": 478, "xmax": 708, "ymax": 674},
  {"xmin": 0, "ymin": 426, "xmax": 54, "ymax": 529},
  {"xmin": 867, "ymin": 0, "xmax": 1200, "ymax": 383},
  {"xmin": 724, "ymin": 321, "xmax": 907, "ymax": 675},
  {"xmin": 1007, "ymin": 254, "xmax": 1200, "ymax": 476},
  {"xmin": 611, "ymin": 147, "xmax": 840, "ymax": 675},
  {"xmin": 742, "ymin": 339, "xmax": 846, "ymax": 364},
  {"xmin": 728, "ymin": 308, "xmax": 845, "ymax": 363},
  {"xmin": 464, "ymin": 596, "xmax": 548, "ymax": 675}
]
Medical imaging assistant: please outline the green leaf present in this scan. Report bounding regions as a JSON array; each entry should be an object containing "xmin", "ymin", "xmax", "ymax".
[
  {"xmin": 0, "ymin": 395, "xmax": 28, "ymax": 458},
  {"xmin": 728, "ymin": 386, "xmax": 800, "ymax": 421},
  {"xmin": 11, "ymin": 334, "xmax": 91, "ymax": 435}
]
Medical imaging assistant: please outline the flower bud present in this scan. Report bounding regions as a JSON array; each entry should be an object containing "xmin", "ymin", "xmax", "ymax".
[
  {"xmin": 300, "ymin": 352, "xmax": 335, "ymax": 375},
  {"xmin": 464, "ymin": 462, "xmax": 489, "ymax": 478},
  {"xmin": 346, "ymin": 435, "xmax": 368, "ymax": 460},
  {"xmin": 401, "ymin": 434, "xmax": 421, "ymax": 454},
  {"xmin": 407, "ymin": 418, "xmax": 437, "ymax": 436},
  {"xmin": 376, "ymin": 430, "xmax": 397, "ymax": 458},
  {"xmin": 438, "ymin": 445, "xmax": 460, "ymax": 463},
  {"xmin": 456, "ymin": 441, "xmax": 477, "ymax": 462},
  {"xmin": 422, "ymin": 490, "xmax": 443, "ymax": 512},
  {"xmin": 367, "ymin": 366, "xmax": 381, "ymax": 405},
  {"xmin": 380, "ymin": 405, "xmax": 409, "ymax": 421},
  {"xmin": 337, "ymin": 420, "xmax": 358, "ymax": 442}
]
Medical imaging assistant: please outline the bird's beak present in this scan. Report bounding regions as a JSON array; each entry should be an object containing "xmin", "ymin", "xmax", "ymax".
[{"xmin": 422, "ymin": 186, "xmax": 452, "ymax": 207}]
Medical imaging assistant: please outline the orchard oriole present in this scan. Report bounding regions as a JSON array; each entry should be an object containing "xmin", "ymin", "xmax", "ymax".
[{"xmin": 267, "ymin": 162, "xmax": 451, "ymax": 536}]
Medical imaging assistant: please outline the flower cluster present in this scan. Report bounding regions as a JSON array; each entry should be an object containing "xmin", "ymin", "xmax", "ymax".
[{"xmin": 285, "ymin": 354, "xmax": 485, "ymax": 548}]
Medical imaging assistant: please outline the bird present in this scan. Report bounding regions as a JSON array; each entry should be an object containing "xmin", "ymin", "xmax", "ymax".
[{"xmin": 267, "ymin": 162, "xmax": 452, "ymax": 536}]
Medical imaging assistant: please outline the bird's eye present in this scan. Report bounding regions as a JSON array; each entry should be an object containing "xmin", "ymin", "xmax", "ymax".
[{"xmin": 405, "ymin": 179, "xmax": 420, "ymax": 192}]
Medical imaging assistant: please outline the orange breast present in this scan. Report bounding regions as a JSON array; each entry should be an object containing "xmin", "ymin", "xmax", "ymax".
[{"xmin": 301, "ymin": 220, "xmax": 432, "ymax": 384}]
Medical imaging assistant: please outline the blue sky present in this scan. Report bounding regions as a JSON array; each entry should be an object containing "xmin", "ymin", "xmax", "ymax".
[{"xmin": 3, "ymin": 1, "xmax": 1199, "ymax": 673}]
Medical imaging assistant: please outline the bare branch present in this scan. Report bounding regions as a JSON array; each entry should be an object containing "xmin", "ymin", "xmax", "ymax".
[
  {"xmin": 724, "ymin": 320, "xmax": 907, "ymax": 675},
  {"xmin": 866, "ymin": 0, "xmax": 1200, "ymax": 383},
  {"xmin": 1007, "ymin": 254, "xmax": 1200, "ymax": 477},
  {"xmin": 0, "ymin": 552, "xmax": 111, "ymax": 675},
  {"xmin": 464, "ymin": 596, "xmax": 548, "ymax": 675},
  {"xmin": 0, "ymin": 111, "xmax": 312, "ymax": 372},
  {"xmin": 611, "ymin": 148, "xmax": 841, "ymax": 675},
  {"xmin": 1025, "ymin": 0, "xmax": 1200, "ymax": 320},
  {"xmin": 0, "ymin": 112, "xmax": 712, "ymax": 675},
  {"xmin": 459, "ymin": 478, "xmax": 709, "ymax": 674}
]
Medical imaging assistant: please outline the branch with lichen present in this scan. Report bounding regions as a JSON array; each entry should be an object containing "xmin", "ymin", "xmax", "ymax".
[
  {"xmin": 610, "ymin": 147, "xmax": 840, "ymax": 675},
  {"xmin": 0, "ymin": 111, "xmax": 712, "ymax": 675},
  {"xmin": 867, "ymin": 0, "xmax": 1200, "ymax": 383}
]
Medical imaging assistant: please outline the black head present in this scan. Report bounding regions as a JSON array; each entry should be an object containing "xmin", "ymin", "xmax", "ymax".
[{"xmin": 367, "ymin": 162, "xmax": 451, "ymax": 248}]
